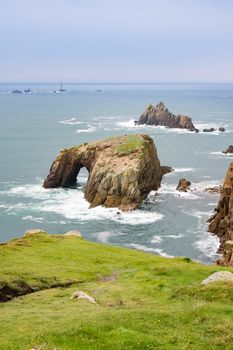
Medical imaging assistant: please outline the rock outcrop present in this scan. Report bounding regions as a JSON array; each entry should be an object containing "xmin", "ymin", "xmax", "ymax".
[
  {"xmin": 44, "ymin": 134, "xmax": 164, "ymax": 211},
  {"xmin": 223, "ymin": 145, "xmax": 233, "ymax": 154},
  {"xmin": 176, "ymin": 178, "xmax": 191, "ymax": 192},
  {"xmin": 136, "ymin": 102, "xmax": 198, "ymax": 132},
  {"xmin": 203, "ymin": 128, "xmax": 215, "ymax": 133},
  {"xmin": 208, "ymin": 162, "xmax": 233, "ymax": 265}
]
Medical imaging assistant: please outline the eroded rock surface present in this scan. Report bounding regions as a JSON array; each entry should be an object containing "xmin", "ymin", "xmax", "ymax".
[
  {"xmin": 136, "ymin": 102, "xmax": 197, "ymax": 131},
  {"xmin": 223, "ymin": 145, "xmax": 233, "ymax": 154},
  {"xmin": 44, "ymin": 134, "xmax": 164, "ymax": 210},
  {"xmin": 208, "ymin": 161, "xmax": 233, "ymax": 265},
  {"xmin": 176, "ymin": 178, "xmax": 191, "ymax": 192}
]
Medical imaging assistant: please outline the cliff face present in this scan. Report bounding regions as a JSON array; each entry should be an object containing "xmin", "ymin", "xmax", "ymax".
[
  {"xmin": 208, "ymin": 161, "xmax": 233, "ymax": 265},
  {"xmin": 137, "ymin": 102, "xmax": 197, "ymax": 131},
  {"xmin": 44, "ymin": 134, "xmax": 163, "ymax": 211}
]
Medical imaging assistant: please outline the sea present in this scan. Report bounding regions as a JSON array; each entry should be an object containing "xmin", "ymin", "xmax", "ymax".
[{"xmin": 1, "ymin": 82, "xmax": 233, "ymax": 264}]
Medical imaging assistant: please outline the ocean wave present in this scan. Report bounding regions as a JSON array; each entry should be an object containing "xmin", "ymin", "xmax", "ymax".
[
  {"xmin": 95, "ymin": 231, "xmax": 112, "ymax": 243},
  {"xmin": 163, "ymin": 233, "xmax": 184, "ymax": 239},
  {"xmin": 151, "ymin": 235, "xmax": 162, "ymax": 244},
  {"xmin": 129, "ymin": 243, "xmax": 174, "ymax": 258},
  {"xmin": 58, "ymin": 117, "xmax": 83, "ymax": 125},
  {"xmin": 174, "ymin": 167, "xmax": 195, "ymax": 173},
  {"xmin": 3, "ymin": 183, "xmax": 164, "ymax": 225},
  {"xmin": 115, "ymin": 119, "xmax": 136, "ymax": 128},
  {"xmin": 157, "ymin": 183, "xmax": 200, "ymax": 199},
  {"xmin": 76, "ymin": 125, "xmax": 97, "ymax": 133},
  {"xmin": 194, "ymin": 233, "xmax": 220, "ymax": 258}
]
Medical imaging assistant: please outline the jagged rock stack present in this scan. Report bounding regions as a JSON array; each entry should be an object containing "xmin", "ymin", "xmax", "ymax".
[
  {"xmin": 136, "ymin": 102, "xmax": 198, "ymax": 132},
  {"xmin": 208, "ymin": 161, "xmax": 233, "ymax": 266}
]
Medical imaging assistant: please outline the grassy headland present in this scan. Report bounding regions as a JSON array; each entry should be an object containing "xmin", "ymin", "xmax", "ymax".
[{"xmin": 0, "ymin": 232, "xmax": 233, "ymax": 349}]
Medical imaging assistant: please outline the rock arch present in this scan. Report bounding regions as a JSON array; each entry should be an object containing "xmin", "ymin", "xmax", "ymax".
[{"xmin": 43, "ymin": 134, "xmax": 164, "ymax": 211}]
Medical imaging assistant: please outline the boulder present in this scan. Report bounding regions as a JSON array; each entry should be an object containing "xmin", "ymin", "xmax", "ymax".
[
  {"xmin": 64, "ymin": 231, "xmax": 82, "ymax": 238},
  {"xmin": 44, "ymin": 134, "xmax": 163, "ymax": 211},
  {"xmin": 201, "ymin": 271, "xmax": 233, "ymax": 285},
  {"xmin": 223, "ymin": 145, "xmax": 233, "ymax": 154},
  {"xmin": 203, "ymin": 128, "xmax": 215, "ymax": 132},
  {"xmin": 219, "ymin": 127, "xmax": 225, "ymax": 132},
  {"xmin": 23, "ymin": 229, "xmax": 46, "ymax": 237},
  {"xmin": 137, "ymin": 102, "xmax": 197, "ymax": 131},
  {"xmin": 208, "ymin": 162, "xmax": 233, "ymax": 259},
  {"xmin": 176, "ymin": 178, "xmax": 191, "ymax": 192},
  {"xmin": 203, "ymin": 186, "xmax": 221, "ymax": 194},
  {"xmin": 161, "ymin": 166, "xmax": 174, "ymax": 175},
  {"xmin": 71, "ymin": 290, "xmax": 97, "ymax": 304}
]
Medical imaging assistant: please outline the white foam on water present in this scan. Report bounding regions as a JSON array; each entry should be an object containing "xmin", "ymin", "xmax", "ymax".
[
  {"xmin": 76, "ymin": 125, "xmax": 97, "ymax": 133},
  {"xmin": 163, "ymin": 234, "xmax": 184, "ymax": 239},
  {"xmin": 95, "ymin": 231, "xmax": 111, "ymax": 243},
  {"xmin": 174, "ymin": 167, "xmax": 195, "ymax": 173},
  {"xmin": 194, "ymin": 233, "xmax": 220, "ymax": 258},
  {"xmin": 151, "ymin": 236, "xmax": 162, "ymax": 244},
  {"xmin": 4, "ymin": 182, "xmax": 164, "ymax": 225},
  {"xmin": 115, "ymin": 119, "xmax": 136, "ymax": 128},
  {"xmin": 58, "ymin": 117, "xmax": 83, "ymax": 125},
  {"xmin": 129, "ymin": 243, "xmax": 174, "ymax": 258},
  {"xmin": 22, "ymin": 215, "xmax": 46, "ymax": 223},
  {"xmin": 192, "ymin": 180, "xmax": 221, "ymax": 192},
  {"xmin": 158, "ymin": 183, "xmax": 200, "ymax": 199}
]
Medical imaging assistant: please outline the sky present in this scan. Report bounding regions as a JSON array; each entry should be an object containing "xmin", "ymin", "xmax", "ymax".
[{"xmin": 1, "ymin": 0, "xmax": 233, "ymax": 82}]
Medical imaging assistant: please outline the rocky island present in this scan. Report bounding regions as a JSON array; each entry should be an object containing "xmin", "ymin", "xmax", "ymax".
[
  {"xmin": 136, "ymin": 102, "xmax": 198, "ymax": 132},
  {"xmin": 44, "ymin": 134, "xmax": 166, "ymax": 210},
  {"xmin": 208, "ymin": 161, "xmax": 233, "ymax": 266}
]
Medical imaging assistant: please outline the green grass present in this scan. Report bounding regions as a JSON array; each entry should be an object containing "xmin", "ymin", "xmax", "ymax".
[
  {"xmin": 0, "ymin": 232, "xmax": 233, "ymax": 349},
  {"xmin": 116, "ymin": 135, "xmax": 144, "ymax": 154}
]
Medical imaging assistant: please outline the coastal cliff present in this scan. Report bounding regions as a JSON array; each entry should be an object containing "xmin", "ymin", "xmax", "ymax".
[
  {"xmin": 208, "ymin": 161, "xmax": 233, "ymax": 265},
  {"xmin": 44, "ymin": 134, "xmax": 163, "ymax": 210},
  {"xmin": 136, "ymin": 102, "xmax": 197, "ymax": 131}
]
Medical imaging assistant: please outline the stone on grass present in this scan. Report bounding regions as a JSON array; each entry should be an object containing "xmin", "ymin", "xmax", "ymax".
[
  {"xmin": 23, "ymin": 229, "xmax": 46, "ymax": 237},
  {"xmin": 64, "ymin": 231, "xmax": 82, "ymax": 238},
  {"xmin": 201, "ymin": 271, "xmax": 233, "ymax": 285},
  {"xmin": 71, "ymin": 290, "xmax": 97, "ymax": 304}
]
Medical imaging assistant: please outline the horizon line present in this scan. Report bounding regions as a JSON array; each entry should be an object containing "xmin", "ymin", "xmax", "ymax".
[{"xmin": 1, "ymin": 81, "xmax": 233, "ymax": 84}]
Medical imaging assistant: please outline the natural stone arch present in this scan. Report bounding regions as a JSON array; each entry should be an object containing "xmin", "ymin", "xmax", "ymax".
[{"xmin": 44, "ymin": 134, "xmax": 165, "ymax": 211}]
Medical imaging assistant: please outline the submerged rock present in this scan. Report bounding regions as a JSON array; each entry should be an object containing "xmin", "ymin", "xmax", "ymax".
[
  {"xmin": 208, "ymin": 161, "xmax": 233, "ymax": 264},
  {"xmin": 137, "ymin": 102, "xmax": 198, "ymax": 131},
  {"xmin": 223, "ymin": 145, "xmax": 233, "ymax": 154},
  {"xmin": 43, "ymin": 134, "xmax": 164, "ymax": 211},
  {"xmin": 203, "ymin": 186, "xmax": 221, "ymax": 194},
  {"xmin": 11, "ymin": 89, "xmax": 22, "ymax": 94},
  {"xmin": 176, "ymin": 178, "xmax": 191, "ymax": 192},
  {"xmin": 203, "ymin": 128, "xmax": 215, "ymax": 132},
  {"xmin": 219, "ymin": 127, "xmax": 225, "ymax": 132}
]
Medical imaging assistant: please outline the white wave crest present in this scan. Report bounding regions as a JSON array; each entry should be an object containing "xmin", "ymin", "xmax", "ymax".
[
  {"xmin": 129, "ymin": 243, "xmax": 174, "ymax": 258},
  {"xmin": 76, "ymin": 125, "xmax": 96, "ymax": 133},
  {"xmin": 59, "ymin": 117, "xmax": 83, "ymax": 125}
]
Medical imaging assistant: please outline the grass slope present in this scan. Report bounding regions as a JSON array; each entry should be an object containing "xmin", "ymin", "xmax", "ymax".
[{"xmin": 0, "ymin": 232, "xmax": 233, "ymax": 350}]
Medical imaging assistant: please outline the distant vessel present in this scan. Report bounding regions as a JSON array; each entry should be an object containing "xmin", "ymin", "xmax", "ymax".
[
  {"xmin": 12, "ymin": 89, "xmax": 23, "ymax": 94},
  {"xmin": 95, "ymin": 89, "xmax": 102, "ymax": 92},
  {"xmin": 58, "ymin": 82, "xmax": 67, "ymax": 92}
]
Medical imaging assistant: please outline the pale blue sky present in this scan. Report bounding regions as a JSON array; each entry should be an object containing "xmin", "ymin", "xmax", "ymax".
[{"xmin": 1, "ymin": 0, "xmax": 233, "ymax": 82}]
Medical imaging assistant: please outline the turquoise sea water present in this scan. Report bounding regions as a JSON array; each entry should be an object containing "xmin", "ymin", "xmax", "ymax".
[{"xmin": 0, "ymin": 82, "xmax": 233, "ymax": 263}]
